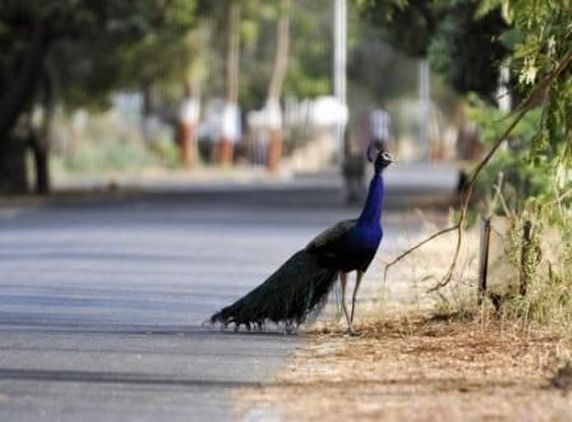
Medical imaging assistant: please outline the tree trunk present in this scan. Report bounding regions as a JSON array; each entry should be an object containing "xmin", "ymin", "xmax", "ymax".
[
  {"xmin": 218, "ymin": 0, "xmax": 241, "ymax": 165},
  {"xmin": 30, "ymin": 132, "xmax": 50, "ymax": 195},
  {"xmin": 0, "ymin": 137, "xmax": 28, "ymax": 194},
  {"xmin": 267, "ymin": 0, "xmax": 291, "ymax": 102},
  {"xmin": 35, "ymin": 149, "xmax": 50, "ymax": 194},
  {"xmin": 0, "ymin": 22, "xmax": 47, "ymax": 139},
  {"xmin": 226, "ymin": 0, "xmax": 240, "ymax": 106},
  {"xmin": 31, "ymin": 59, "xmax": 58, "ymax": 195},
  {"xmin": 178, "ymin": 73, "xmax": 201, "ymax": 167},
  {"xmin": 265, "ymin": 0, "xmax": 291, "ymax": 172},
  {"xmin": 0, "ymin": 22, "xmax": 48, "ymax": 194},
  {"xmin": 177, "ymin": 23, "xmax": 209, "ymax": 168}
]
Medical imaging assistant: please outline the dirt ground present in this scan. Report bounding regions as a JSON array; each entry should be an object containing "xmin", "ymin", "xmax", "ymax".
[{"xmin": 239, "ymin": 316, "xmax": 572, "ymax": 421}]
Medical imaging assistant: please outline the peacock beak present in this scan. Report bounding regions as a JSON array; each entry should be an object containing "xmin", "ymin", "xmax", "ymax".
[{"xmin": 384, "ymin": 152, "xmax": 397, "ymax": 163}]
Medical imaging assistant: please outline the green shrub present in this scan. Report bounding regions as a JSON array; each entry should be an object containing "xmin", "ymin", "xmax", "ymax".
[{"xmin": 55, "ymin": 138, "xmax": 171, "ymax": 174}]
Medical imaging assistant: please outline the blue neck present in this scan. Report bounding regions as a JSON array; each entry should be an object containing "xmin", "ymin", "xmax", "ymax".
[{"xmin": 357, "ymin": 172, "xmax": 384, "ymax": 225}]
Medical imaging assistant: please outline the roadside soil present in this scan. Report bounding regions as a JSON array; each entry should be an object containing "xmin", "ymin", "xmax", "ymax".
[{"xmin": 240, "ymin": 316, "xmax": 572, "ymax": 421}]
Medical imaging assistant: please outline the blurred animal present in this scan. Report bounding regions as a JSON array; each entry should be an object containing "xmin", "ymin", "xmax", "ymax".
[{"xmin": 210, "ymin": 146, "xmax": 395, "ymax": 334}]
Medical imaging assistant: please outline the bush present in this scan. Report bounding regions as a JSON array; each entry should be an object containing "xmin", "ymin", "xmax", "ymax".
[{"xmin": 54, "ymin": 138, "xmax": 176, "ymax": 174}]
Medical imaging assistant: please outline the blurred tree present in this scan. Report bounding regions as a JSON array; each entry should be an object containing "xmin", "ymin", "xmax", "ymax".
[
  {"xmin": 347, "ymin": 20, "xmax": 418, "ymax": 102},
  {"xmin": 283, "ymin": 0, "xmax": 333, "ymax": 99},
  {"xmin": 176, "ymin": 23, "xmax": 210, "ymax": 167},
  {"xmin": 206, "ymin": 0, "xmax": 293, "ymax": 166},
  {"xmin": 265, "ymin": 0, "xmax": 291, "ymax": 171},
  {"xmin": 357, "ymin": 0, "xmax": 436, "ymax": 58},
  {"xmin": 233, "ymin": 0, "xmax": 333, "ymax": 109},
  {"xmin": 217, "ymin": 0, "xmax": 241, "ymax": 165},
  {"xmin": 356, "ymin": 0, "xmax": 509, "ymax": 102},
  {"xmin": 428, "ymin": 1, "xmax": 508, "ymax": 103},
  {"xmin": 359, "ymin": 0, "xmax": 572, "ymax": 209},
  {"xmin": 0, "ymin": 0, "xmax": 198, "ymax": 194},
  {"xmin": 474, "ymin": 0, "xmax": 572, "ymax": 204}
]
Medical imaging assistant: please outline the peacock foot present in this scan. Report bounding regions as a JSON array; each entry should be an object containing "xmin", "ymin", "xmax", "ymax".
[{"xmin": 345, "ymin": 328, "xmax": 360, "ymax": 337}]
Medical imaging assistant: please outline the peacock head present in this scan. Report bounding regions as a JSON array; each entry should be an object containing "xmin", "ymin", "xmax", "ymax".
[{"xmin": 367, "ymin": 143, "xmax": 395, "ymax": 173}]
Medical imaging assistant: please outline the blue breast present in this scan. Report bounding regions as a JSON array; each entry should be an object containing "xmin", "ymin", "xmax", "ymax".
[{"xmin": 340, "ymin": 224, "xmax": 383, "ymax": 272}]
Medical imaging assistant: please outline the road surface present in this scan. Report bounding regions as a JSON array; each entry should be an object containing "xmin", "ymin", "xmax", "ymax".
[{"xmin": 0, "ymin": 165, "xmax": 457, "ymax": 421}]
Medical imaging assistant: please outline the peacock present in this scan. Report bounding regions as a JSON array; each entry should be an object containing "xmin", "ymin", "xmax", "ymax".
[{"xmin": 210, "ymin": 145, "xmax": 395, "ymax": 334}]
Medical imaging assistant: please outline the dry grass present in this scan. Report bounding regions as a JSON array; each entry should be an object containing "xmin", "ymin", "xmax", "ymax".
[
  {"xmin": 236, "ymin": 207, "xmax": 572, "ymax": 421},
  {"xmin": 239, "ymin": 316, "xmax": 572, "ymax": 421}
]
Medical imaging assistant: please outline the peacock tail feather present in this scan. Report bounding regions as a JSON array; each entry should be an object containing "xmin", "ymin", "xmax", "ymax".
[{"xmin": 210, "ymin": 249, "xmax": 339, "ymax": 330}]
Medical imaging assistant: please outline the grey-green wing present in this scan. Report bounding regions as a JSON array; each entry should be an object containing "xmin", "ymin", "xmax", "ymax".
[
  {"xmin": 305, "ymin": 219, "xmax": 356, "ymax": 253},
  {"xmin": 210, "ymin": 219, "xmax": 357, "ymax": 329}
]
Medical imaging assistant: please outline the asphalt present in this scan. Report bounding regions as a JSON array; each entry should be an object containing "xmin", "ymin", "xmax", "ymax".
[{"xmin": 0, "ymin": 164, "xmax": 458, "ymax": 421}]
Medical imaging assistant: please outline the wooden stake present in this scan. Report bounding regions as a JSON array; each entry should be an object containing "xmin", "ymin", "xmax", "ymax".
[
  {"xmin": 478, "ymin": 216, "xmax": 491, "ymax": 304},
  {"xmin": 520, "ymin": 220, "xmax": 532, "ymax": 296}
]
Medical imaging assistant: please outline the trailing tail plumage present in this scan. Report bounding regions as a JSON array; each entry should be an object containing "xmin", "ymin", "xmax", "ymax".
[{"xmin": 210, "ymin": 249, "xmax": 339, "ymax": 330}]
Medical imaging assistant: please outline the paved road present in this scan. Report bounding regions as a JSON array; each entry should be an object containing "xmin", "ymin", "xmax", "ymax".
[{"xmin": 0, "ymin": 165, "xmax": 457, "ymax": 421}]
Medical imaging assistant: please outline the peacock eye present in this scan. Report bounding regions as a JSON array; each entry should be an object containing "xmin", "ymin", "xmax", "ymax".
[{"xmin": 381, "ymin": 152, "xmax": 395, "ymax": 162}]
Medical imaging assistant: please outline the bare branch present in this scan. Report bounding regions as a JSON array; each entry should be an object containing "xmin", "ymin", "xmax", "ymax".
[{"xmin": 383, "ymin": 225, "xmax": 458, "ymax": 284}]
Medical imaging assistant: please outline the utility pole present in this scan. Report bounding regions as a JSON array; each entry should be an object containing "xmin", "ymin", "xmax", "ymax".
[
  {"xmin": 418, "ymin": 58, "xmax": 430, "ymax": 157},
  {"xmin": 334, "ymin": 0, "xmax": 347, "ymax": 162}
]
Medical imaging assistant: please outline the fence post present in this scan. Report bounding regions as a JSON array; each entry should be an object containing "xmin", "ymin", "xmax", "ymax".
[
  {"xmin": 520, "ymin": 220, "xmax": 532, "ymax": 296},
  {"xmin": 478, "ymin": 216, "xmax": 491, "ymax": 304}
]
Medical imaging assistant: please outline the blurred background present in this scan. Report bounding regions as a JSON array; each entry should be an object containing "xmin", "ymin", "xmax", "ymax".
[{"xmin": 0, "ymin": 0, "xmax": 511, "ymax": 196}]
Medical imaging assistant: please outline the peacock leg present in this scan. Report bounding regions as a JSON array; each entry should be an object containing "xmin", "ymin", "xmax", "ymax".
[
  {"xmin": 340, "ymin": 272, "xmax": 354, "ymax": 334},
  {"xmin": 284, "ymin": 321, "xmax": 297, "ymax": 335},
  {"xmin": 350, "ymin": 271, "xmax": 364, "ymax": 325}
]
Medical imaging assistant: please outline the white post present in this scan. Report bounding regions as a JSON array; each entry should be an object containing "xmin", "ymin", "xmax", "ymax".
[
  {"xmin": 334, "ymin": 0, "xmax": 347, "ymax": 162},
  {"xmin": 497, "ymin": 62, "xmax": 511, "ymax": 113},
  {"xmin": 497, "ymin": 61, "xmax": 511, "ymax": 152},
  {"xmin": 418, "ymin": 58, "xmax": 430, "ymax": 157}
]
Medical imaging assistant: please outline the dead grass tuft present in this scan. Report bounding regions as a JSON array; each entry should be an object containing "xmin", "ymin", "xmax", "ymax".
[{"xmin": 239, "ymin": 315, "xmax": 572, "ymax": 421}]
